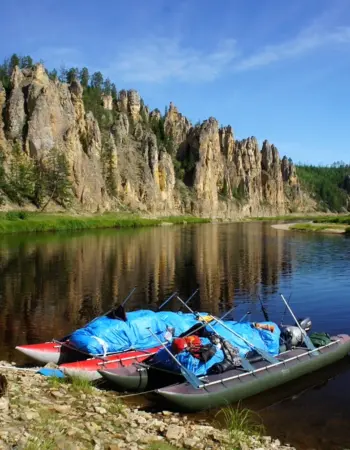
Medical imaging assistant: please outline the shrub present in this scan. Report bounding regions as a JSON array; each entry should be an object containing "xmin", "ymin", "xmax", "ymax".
[{"xmin": 5, "ymin": 210, "xmax": 28, "ymax": 220}]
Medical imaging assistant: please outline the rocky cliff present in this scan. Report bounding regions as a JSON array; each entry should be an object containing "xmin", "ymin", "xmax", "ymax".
[{"xmin": 0, "ymin": 63, "xmax": 305, "ymax": 217}]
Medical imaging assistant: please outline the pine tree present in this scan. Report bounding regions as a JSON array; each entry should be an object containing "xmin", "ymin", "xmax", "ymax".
[
  {"xmin": 101, "ymin": 137, "xmax": 117, "ymax": 197},
  {"xmin": 49, "ymin": 69, "xmax": 58, "ymax": 81},
  {"xmin": 111, "ymin": 83, "xmax": 117, "ymax": 100},
  {"xmin": 79, "ymin": 67, "xmax": 90, "ymax": 88},
  {"xmin": 41, "ymin": 149, "xmax": 73, "ymax": 210},
  {"xmin": 103, "ymin": 78, "xmax": 112, "ymax": 95},
  {"xmin": 8, "ymin": 143, "xmax": 36, "ymax": 205},
  {"xmin": 66, "ymin": 67, "xmax": 79, "ymax": 84},
  {"xmin": 21, "ymin": 55, "xmax": 33, "ymax": 68},
  {"xmin": 9, "ymin": 53, "xmax": 20, "ymax": 72},
  {"xmin": 91, "ymin": 71, "xmax": 104, "ymax": 90},
  {"xmin": 58, "ymin": 65, "xmax": 68, "ymax": 82}
]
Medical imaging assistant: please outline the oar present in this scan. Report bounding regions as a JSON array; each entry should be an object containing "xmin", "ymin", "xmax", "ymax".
[
  {"xmin": 280, "ymin": 294, "xmax": 319, "ymax": 354},
  {"xmin": 147, "ymin": 327, "xmax": 203, "ymax": 389},
  {"xmin": 176, "ymin": 296, "xmax": 255, "ymax": 371},
  {"xmin": 157, "ymin": 288, "xmax": 198, "ymax": 312},
  {"xmin": 121, "ymin": 287, "xmax": 137, "ymax": 308},
  {"xmin": 176, "ymin": 296, "xmax": 278, "ymax": 366},
  {"xmin": 157, "ymin": 291, "xmax": 178, "ymax": 311},
  {"xmin": 177, "ymin": 288, "xmax": 199, "ymax": 312},
  {"xmin": 182, "ymin": 305, "xmax": 236, "ymax": 338},
  {"xmin": 59, "ymin": 287, "xmax": 137, "ymax": 341},
  {"xmin": 258, "ymin": 296, "xmax": 269, "ymax": 322},
  {"xmin": 157, "ymin": 291, "xmax": 177, "ymax": 311},
  {"xmin": 239, "ymin": 311, "xmax": 251, "ymax": 323}
]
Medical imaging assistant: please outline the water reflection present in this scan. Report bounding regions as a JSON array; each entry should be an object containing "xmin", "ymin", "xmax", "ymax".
[
  {"xmin": 0, "ymin": 223, "xmax": 295, "ymax": 361},
  {"xmin": 1, "ymin": 223, "xmax": 350, "ymax": 449}
]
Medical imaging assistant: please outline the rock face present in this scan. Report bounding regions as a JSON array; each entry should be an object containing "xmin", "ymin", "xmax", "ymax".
[
  {"xmin": 164, "ymin": 102, "xmax": 191, "ymax": 150},
  {"xmin": 0, "ymin": 63, "xmax": 305, "ymax": 216},
  {"xmin": 0, "ymin": 81, "xmax": 6, "ymax": 147}
]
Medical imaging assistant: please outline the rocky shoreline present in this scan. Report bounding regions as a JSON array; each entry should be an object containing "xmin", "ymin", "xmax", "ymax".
[{"xmin": 0, "ymin": 362, "xmax": 295, "ymax": 450}]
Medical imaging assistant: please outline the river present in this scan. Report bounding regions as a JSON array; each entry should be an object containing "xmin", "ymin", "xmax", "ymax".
[{"xmin": 0, "ymin": 222, "xmax": 349, "ymax": 449}]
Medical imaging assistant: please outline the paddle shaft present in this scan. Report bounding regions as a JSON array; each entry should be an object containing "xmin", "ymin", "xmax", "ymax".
[
  {"xmin": 258, "ymin": 296, "xmax": 269, "ymax": 322},
  {"xmin": 176, "ymin": 296, "xmax": 277, "ymax": 362},
  {"xmin": 146, "ymin": 327, "xmax": 202, "ymax": 388},
  {"xmin": 60, "ymin": 287, "xmax": 137, "ymax": 341},
  {"xmin": 93, "ymin": 287, "xmax": 136, "ymax": 323},
  {"xmin": 182, "ymin": 305, "xmax": 235, "ymax": 338},
  {"xmin": 157, "ymin": 291, "xmax": 178, "ymax": 311},
  {"xmin": 121, "ymin": 287, "xmax": 137, "ymax": 307},
  {"xmin": 239, "ymin": 311, "xmax": 251, "ymax": 323},
  {"xmin": 176, "ymin": 296, "xmax": 256, "ymax": 371},
  {"xmin": 280, "ymin": 294, "xmax": 317, "ymax": 352}
]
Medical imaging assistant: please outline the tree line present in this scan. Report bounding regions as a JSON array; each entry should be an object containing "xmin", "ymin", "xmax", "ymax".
[
  {"xmin": 296, "ymin": 163, "xmax": 350, "ymax": 212},
  {"xmin": 0, "ymin": 145, "xmax": 73, "ymax": 209}
]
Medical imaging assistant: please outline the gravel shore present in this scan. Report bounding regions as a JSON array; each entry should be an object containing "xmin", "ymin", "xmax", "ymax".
[{"xmin": 0, "ymin": 362, "xmax": 295, "ymax": 450}]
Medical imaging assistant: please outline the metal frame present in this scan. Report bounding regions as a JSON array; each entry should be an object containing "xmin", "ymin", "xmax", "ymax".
[{"xmin": 196, "ymin": 339, "xmax": 340, "ymax": 389}]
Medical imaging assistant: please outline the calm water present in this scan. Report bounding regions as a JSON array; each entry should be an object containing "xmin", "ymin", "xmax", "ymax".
[{"xmin": 1, "ymin": 222, "xmax": 350, "ymax": 449}]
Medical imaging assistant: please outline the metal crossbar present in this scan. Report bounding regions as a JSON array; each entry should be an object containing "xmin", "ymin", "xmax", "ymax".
[{"xmin": 195, "ymin": 339, "xmax": 340, "ymax": 389}]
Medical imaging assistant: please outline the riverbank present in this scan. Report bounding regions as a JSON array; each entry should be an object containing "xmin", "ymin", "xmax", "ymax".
[
  {"xmin": 0, "ymin": 212, "xmax": 210, "ymax": 235},
  {"xmin": 0, "ymin": 363, "xmax": 294, "ymax": 450},
  {"xmin": 1, "ymin": 210, "xmax": 349, "ymax": 235}
]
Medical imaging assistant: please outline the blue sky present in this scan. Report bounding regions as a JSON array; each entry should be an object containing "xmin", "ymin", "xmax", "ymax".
[{"xmin": 1, "ymin": 0, "xmax": 350, "ymax": 165}]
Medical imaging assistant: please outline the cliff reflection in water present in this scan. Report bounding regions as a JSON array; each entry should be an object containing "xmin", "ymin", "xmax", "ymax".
[{"xmin": 0, "ymin": 223, "xmax": 294, "ymax": 362}]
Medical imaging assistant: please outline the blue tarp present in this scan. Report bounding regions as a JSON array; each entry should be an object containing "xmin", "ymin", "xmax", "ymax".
[
  {"xmin": 154, "ymin": 338, "xmax": 225, "ymax": 376},
  {"xmin": 69, "ymin": 310, "xmax": 204, "ymax": 355},
  {"xmin": 152, "ymin": 320, "xmax": 281, "ymax": 376},
  {"xmin": 209, "ymin": 321, "xmax": 281, "ymax": 357}
]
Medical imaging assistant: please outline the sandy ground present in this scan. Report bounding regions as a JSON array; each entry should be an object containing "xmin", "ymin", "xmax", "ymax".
[{"xmin": 271, "ymin": 222, "xmax": 305, "ymax": 231}]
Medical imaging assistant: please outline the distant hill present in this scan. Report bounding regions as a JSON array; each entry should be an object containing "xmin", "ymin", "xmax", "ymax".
[{"xmin": 296, "ymin": 164, "xmax": 350, "ymax": 212}]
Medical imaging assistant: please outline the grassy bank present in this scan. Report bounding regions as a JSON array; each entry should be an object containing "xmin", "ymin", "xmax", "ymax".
[
  {"xmin": 313, "ymin": 215, "xmax": 350, "ymax": 225},
  {"xmin": 0, "ymin": 211, "xmax": 211, "ymax": 234},
  {"xmin": 289, "ymin": 223, "xmax": 350, "ymax": 234},
  {"xmin": 250, "ymin": 213, "xmax": 350, "ymax": 222}
]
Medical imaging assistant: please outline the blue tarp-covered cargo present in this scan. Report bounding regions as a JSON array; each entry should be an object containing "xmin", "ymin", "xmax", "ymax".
[
  {"xmin": 69, "ymin": 310, "xmax": 206, "ymax": 355},
  {"xmin": 151, "ymin": 321, "xmax": 281, "ymax": 376},
  {"xmin": 210, "ymin": 321, "xmax": 281, "ymax": 357},
  {"xmin": 154, "ymin": 338, "xmax": 225, "ymax": 376}
]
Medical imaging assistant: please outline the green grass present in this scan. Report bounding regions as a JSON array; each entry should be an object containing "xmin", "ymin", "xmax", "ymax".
[
  {"xmin": 0, "ymin": 211, "xmax": 210, "ymax": 234},
  {"xmin": 24, "ymin": 437, "xmax": 57, "ymax": 450},
  {"xmin": 46, "ymin": 375, "xmax": 67, "ymax": 389},
  {"xmin": 250, "ymin": 213, "xmax": 348, "ymax": 222},
  {"xmin": 24, "ymin": 410, "xmax": 65, "ymax": 450},
  {"xmin": 47, "ymin": 374, "xmax": 94, "ymax": 394},
  {"xmin": 313, "ymin": 214, "xmax": 350, "ymax": 225},
  {"xmin": 217, "ymin": 406, "xmax": 265, "ymax": 449}
]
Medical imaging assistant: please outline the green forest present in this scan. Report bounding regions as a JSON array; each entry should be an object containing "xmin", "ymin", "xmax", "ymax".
[{"xmin": 296, "ymin": 163, "xmax": 350, "ymax": 212}]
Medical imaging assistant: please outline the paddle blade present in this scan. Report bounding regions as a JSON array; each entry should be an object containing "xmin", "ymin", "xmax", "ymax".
[
  {"xmin": 240, "ymin": 358, "xmax": 254, "ymax": 372},
  {"xmin": 303, "ymin": 334, "xmax": 319, "ymax": 354},
  {"xmin": 181, "ymin": 368, "xmax": 202, "ymax": 389},
  {"xmin": 254, "ymin": 347, "xmax": 279, "ymax": 364}
]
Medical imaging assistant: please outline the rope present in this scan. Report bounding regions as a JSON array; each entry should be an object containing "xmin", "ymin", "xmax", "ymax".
[{"xmin": 114, "ymin": 387, "xmax": 158, "ymax": 398}]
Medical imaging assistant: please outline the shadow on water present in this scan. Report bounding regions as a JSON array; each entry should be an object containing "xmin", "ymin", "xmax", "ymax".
[{"xmin": 1, "ymin": 222, "xmax": 350, "ymax": 448}]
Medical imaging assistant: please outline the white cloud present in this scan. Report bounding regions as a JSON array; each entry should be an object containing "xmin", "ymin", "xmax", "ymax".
[
  {"xmin": 235, "ymin": 26, "xmax": 350, "ymax": 71},
  {"xmin": 106, "ymin": 23, "xmax": 350, "ymax": 84},
  {"xmin": 108, "ymin": 38, "xmax": 238, "ymax": 83}
]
